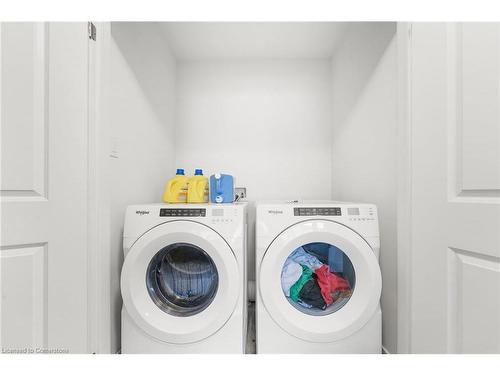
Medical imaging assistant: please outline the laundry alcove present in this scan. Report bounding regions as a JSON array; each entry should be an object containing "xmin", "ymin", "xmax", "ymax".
[{"xmin": 104, "ymin": 22, "xmax": 398, "ymax": 354}]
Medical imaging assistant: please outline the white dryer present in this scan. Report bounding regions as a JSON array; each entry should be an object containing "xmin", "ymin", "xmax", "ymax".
[
  {"xmin": 121, "ymin": 203, "xmax": 247, "ymax": 353},
  {"xmin": 256, "ymin": 201, "xmax": 382, "ymax": 353}
]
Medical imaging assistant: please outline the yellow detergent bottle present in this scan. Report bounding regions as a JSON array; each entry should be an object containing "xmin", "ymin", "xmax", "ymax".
[
  {"xmin": 162, "ymin": 169, "xmax": 188, "ymax": 203},
  {"xmin": 187, "ymin": 169, "xmax": 209, "ymax": 203}
]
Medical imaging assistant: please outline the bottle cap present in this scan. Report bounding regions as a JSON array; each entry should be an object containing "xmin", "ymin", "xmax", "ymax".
[
  {"xmin": 194, "ymin": 169, "xmax": 203, "ymax": 176},
  {"xmin": 176, "ymin": 169, "xmax": 185, "ymax": 175}
]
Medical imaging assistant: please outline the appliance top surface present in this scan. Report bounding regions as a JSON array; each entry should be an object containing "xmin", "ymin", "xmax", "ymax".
[
  {"xmin": 257, "ymin": 200, "xmax": 375, "ymax": 207},
  {"xmin": 124, "ymin": 202, "xmax": 247, "ymax": 239},
  {"xmin": 256, "ymin": 201, "xmax": 379, "ymax": 237},
  {"xmin": 130, "ymin": 202, "xmax": 248, "ymax": 209}
]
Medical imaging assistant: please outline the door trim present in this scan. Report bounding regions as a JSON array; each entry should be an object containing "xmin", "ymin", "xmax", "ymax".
[
  {"xmin": 396, "ymin": 21, "xmax": 413, "ymax": 354},
  {"xmin": 87, "ymin": 21, "xmax": 112, "ymax": 353}
]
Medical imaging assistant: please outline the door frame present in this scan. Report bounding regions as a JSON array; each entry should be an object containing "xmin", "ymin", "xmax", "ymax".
[
  {"xmin": 87, "ymin": 21, "xmax": 113, "ymax": 353},
  {"xmin": 396, "ymin": 21, "xmax": 413, "ymax": 354}
]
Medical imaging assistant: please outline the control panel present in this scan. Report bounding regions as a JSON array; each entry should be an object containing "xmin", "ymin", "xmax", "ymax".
[
  {"xmin": 159, "ymin": 208, "xmax": 206, "ymax": 217},
  {"xmin": 294, "ymin": 207, "xmax": 342, "ymax": 216}
]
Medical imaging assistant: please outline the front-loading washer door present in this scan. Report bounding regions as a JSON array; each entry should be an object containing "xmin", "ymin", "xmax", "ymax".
[
  {"xmin": 121, "ymin": 220, "xmax": 239, "ymax": 344},
  {"xmin": 259, "ymin": 219, "xmax": 381, "ymax": 343}
]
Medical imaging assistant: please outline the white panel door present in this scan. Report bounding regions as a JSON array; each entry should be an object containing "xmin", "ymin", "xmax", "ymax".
[
  {"xmin": 405, "ymin": 23, "xmax": 500, "ymax": 353},
  {"xmin": 1, "ymin": 22, "xmax": 90, "ymax": 353}
]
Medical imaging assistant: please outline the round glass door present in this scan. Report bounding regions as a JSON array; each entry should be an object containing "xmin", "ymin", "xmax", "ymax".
[
  {"xmin": 121, "ymin": 220, "xmax": 240, "ymax": 344},
  {"xmin": 146, "ymin": 243, "xmax": 219, "ymax": 317},
  {"xmin": 259, "ymin": 220, "xmax": 381, "ymax": 342},
  {"xmin": 281, "ymin": 242, "xmax": 355, "ymax": 316}
]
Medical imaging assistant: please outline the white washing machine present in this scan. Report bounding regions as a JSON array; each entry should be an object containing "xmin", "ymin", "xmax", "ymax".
[
  {"xmin": 256, "ymin": 201, "xmax": 382, "ymax": 353},
  {"xmin": 121, "ymin": 203, "xmax": 247, "ymax": 353}
]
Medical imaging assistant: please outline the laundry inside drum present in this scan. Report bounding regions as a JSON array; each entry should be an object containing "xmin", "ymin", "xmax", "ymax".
[
  {"xmin": 281, "ymin": 242, "xmax": 355, "ymax": 316},
  {"xmin": 146, "ymin": 243, "xmax": 219, "ymax": 317}
]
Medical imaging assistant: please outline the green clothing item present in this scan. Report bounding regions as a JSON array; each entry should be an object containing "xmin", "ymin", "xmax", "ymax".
[{"xmin": 289, "ymin": 265, "xmax": 313, "ymax": 302}]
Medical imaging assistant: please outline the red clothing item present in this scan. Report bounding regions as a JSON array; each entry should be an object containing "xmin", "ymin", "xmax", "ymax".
[{"xmin": 315, "ymin": 264, "xmax": 351, "ymax": 305}]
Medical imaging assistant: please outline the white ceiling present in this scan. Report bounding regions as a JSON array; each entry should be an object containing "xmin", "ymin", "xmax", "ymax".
[{"xmin": 159, "ymin": 22, "xmax": 350, "ymax": 60}]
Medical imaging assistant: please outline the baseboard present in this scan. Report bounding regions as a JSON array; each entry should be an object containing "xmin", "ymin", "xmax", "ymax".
[{"xmin": 382, "ymin": 345, "xmax": 390, "ymax": 354}]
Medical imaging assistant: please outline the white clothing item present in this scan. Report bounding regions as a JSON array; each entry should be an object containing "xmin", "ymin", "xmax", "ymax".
[
  {"xmin": 288, "ymin": 247, "xmax": 324, "ymax": 270},
  {"xmin": 297, "ymin": 300, "xmax": 313, "ymax": 309},
  {"xmin": 281, "ymin": 260, "xmax": 303, "ymax": 297}
]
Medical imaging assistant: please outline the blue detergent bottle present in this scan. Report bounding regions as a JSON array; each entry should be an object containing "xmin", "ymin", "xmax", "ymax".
[{"xmin": 209, "ymin": 174, "xmax": 234, "ymax": 203}]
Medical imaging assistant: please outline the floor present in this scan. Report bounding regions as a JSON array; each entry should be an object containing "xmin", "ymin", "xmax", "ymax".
[{"xmin": 246, "ymin": 302, "xmax": 256, "ymax": 354}]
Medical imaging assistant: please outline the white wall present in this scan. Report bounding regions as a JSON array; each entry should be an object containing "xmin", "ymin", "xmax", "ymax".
[
  {"xmin": 175, "ymin": 60, "xmax": 333, "ymax": 281},
  {"xmin": 330, "ymin": 23, "xmax": 398, "ymax": 353},
  {"xmin": 108, "ymin": 23, "xmax": 176, "ymax": 352}
]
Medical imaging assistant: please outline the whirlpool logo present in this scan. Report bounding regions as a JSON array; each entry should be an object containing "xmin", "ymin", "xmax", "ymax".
[
  {"xmin": 136, "ymin": 210, "xmax": 150, "ymax": 216},
  {"xmin": 268, "ymin": 210, "xmax": 283, "ymax": 215}
]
